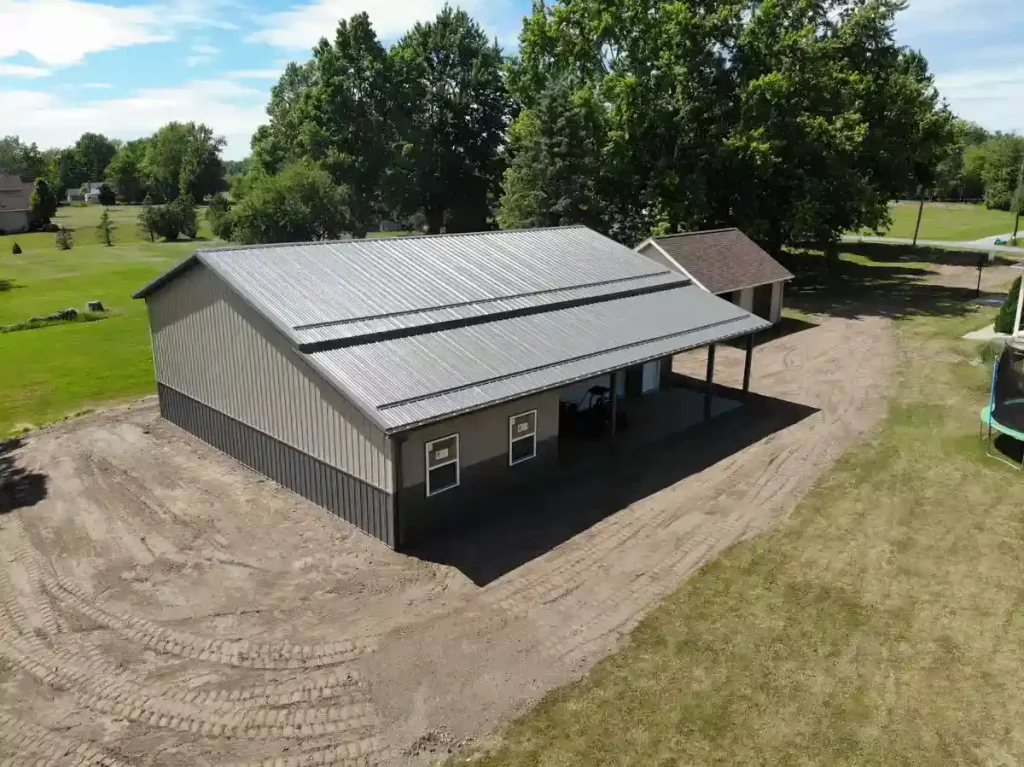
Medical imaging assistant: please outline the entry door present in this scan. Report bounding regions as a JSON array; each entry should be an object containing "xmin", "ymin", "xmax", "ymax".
[{"xmin": 641, "ymin": 360, "xmax": 660, "ymax": 393}]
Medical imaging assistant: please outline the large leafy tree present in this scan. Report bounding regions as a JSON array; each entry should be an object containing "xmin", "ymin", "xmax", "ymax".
[
  {"xmin": 0, "ymin": 136, "xmax": 48, "ymax": 181},
  {"xmin": 932, "ymin": 119, "xmax": 989, "ymax": 200},
  {"xmin": 390, "ymin": 6, "xmax": 513, "ymax": 233},
  {"xmin": 504, "ymin": 0, "xmax": 951, "ymax": 253},
  {"xmin": 252, "ymin": 14, "xmax": 393, "ymax": 238},
  {"xmin": 106, "ymin": 138, "xmax": 151, "ymax": 203},
  {"xmin": 977, "ymin": 133, "xmax": 1024, "ymax": 211},
  {"xmin": 73, "ymin": 132, "xmax": 118, "ymax": 182},
  {"xmin": 229, "ymin": 159, "xmax": 350, "ymax": 244},
  {"xmin": 142, "ymin": 122, "xmax": 226, "ymax": 201}
]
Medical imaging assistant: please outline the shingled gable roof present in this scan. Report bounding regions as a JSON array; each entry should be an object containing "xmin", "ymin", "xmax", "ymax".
[
  {"xmin": 136, "ymin": 226, "xmax": 770, "ymax": 432},
  {"xmin": 639, "ymin": 228, "xmax": 794, "ymax": 295}
]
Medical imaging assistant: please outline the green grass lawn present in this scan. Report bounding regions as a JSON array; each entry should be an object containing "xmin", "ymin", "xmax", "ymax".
[
  {"xmin": 859, "ymin": 200, "xmax": 1020, "ymax": 241},
  {"xmin": 0, "ymin": 203, "xmax": 211, "ymax": 435},
  {"xmin": 0, "ymin": 204, "xmax": 419, "ymax": 436},
  {"xmin": 457, "ymin": 248, "xmax": 1024, "ymax": 766}
]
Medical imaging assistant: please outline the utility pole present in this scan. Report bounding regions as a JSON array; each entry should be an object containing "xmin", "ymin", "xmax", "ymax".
[
  {"xmin": 1013, "ymin": 153, "xmax": 1024, "ymax": 243},
  {"xmin": 912, "ymin": 186, "xmax": 925, "ymax": 247}
]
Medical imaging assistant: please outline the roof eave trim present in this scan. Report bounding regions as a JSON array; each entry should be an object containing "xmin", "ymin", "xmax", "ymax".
[
  {"xmin": 635, "ymin": 239, "xmax": 711, "ymax": 293},
  {"xmin": 711, "ymin": 274, "xmax": 796, "ymax": 295},
  {"xmin": 132, "ymin": 253, "xmax": 201, "ymax": 299}
]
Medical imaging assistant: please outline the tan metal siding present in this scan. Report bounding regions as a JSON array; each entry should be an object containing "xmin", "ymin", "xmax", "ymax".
[
  {"xmin": 401, "ymin": 390, "xmax": 560, "ymax": 488},
  {"xmin": 770, "ymin": 281, "xmax": 784, "ymax": 323},
  {"xmin": 147, "ymin": 262, "xmax": 392, "ymax": 492}
]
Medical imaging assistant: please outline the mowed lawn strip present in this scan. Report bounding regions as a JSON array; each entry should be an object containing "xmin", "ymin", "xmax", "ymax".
[
  {"xmin": 860, "ymin": 200, "xmax": 1020, "ymax": 241},
  {"xmin": 460, "ymin": 255, "xmax": 1024, "ymax": 766}
]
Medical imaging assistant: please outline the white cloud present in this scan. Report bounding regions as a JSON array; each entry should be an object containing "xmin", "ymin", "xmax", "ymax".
[
  {"xmin": 185, "ymin": 42, "xmax": 221, "ymax": 67},
  {"xmin": 0, "ymin": 0, "xmax": 237, "ymax": 67},
  {"xmin": 897, "ymin": 0, "xmax": 1024, "ymax": 37},
  {"xmin": 935, "ymin": 68, "xmax": 1024, "ymax": 132},
  {"xmin": 226, "ymin": 69, "xmax": 285, "ymax": 80},
  {"xmin": 0, "ymin": 80, "xmax": 267, "ymax": 158},
  {"xmin": 247, "ymin": 0, "xmax": 465, "ymax": 49},
  {"xmin": 0, "ymin": 62, "xmax": 50, "ymax": 77},
  {"xmin": 83, "ymin": 82, "xmax": 112, "ymax": 89}
]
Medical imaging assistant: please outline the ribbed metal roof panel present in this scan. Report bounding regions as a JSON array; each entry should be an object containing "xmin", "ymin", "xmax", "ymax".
[
  {"xmin": 198, "ymin": 227, "xmax": 671, "ymax": 340},
  {"xmin": 309, "ymin": 284, "xmax": 769, "ymax": 431}
]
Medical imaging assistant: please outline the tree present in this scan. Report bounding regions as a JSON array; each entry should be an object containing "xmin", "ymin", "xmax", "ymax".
[
  {"xmin": 932, "ymin": 119, "xmax": 989, "ymax": 200},
  {"xmin": 106, "ymin": 138, "xmax": 150, "ymax": 203},
  {"xmin": 229, "ymin": 159, "xmax": 349, "ymax": 244},
  {"xmin": 978, "ymin": 134, "xmax": 1024, "ymax": 211},
  {"xmin": 96, "ymin": 208, "xmax": 116, "ymax": 246},
  {"xmin": 0, "ymin": 136, "xmax": 48, "ymax": 181},
  {"xmin": 98, "ymin": 183, "xmax": 116, "ymax": 206},
  {"xmin": 506, "ymin": 0, "xmax": 952, "ymax": 253},
  {"xmin": 171, "ymin": 194, "xmax": 198, "ymax": 239},
  {"xmin": 498, "ymin": 81, "xmax": 611, "ymax": 231},
  {"xmin": 250, "ymin": 15, "xmax": 393, "ymax": 238},
  {"xmin": 142, "ymin": 122, "xmax": 226, "ymax": 201},
  {"xmin": 138, "ymin": 200, "xmax": 158, "ymax": 242},
  {"xmin": 389, "ymin": 7, "xmax": 513, "ymax": 233},
  {"xmin": 28, "ymin": 178, "xmax": 58, "ymax": 226},
  {"xmin": 995, "ymin": 276, "xmax": 1023, "ymax": 334},
  {"xmin": 55, "ymin": 226, "xmax": 73, "ymax": 250},
  {"xmin": 73, "ymin": 133, "xmax": 118, "ymax": 182},
  {"xmin": 52, "ymin": 148, "xmax": 85, "ymax": 196},
  {"xmin": 206, "ymin": 194, "xmax": 234, "ymax": 240}
]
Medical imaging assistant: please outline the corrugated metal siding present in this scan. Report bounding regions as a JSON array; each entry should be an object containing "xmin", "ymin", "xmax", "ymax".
[
  {"xmin": 401, "ymin": 391, "xmax": 560, "ymax": 488},
  {"xmin": 198, "ymin": 226, "xmax": 674, "ymax": 339},
  {"xmin": 159, "ymin": 384, "xmax": 394, "ymax": 546},
  {"xmin": 147, "ymin": 262, "xmax": 392, "ymax": 491},
  {"xmin": 310, "ymin": 285, "xmax": 770, "ymax": 431}
]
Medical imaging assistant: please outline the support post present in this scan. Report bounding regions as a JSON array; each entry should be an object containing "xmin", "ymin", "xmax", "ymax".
[
  {"xmin": 610, "ymin": 370, "xmax": 618, "ymax": 438},
  {"xmin": 704, "ymin": 344, "xmax": 716, "ymax": 421},
  {"xmin": 912, "ymin": 189, "xmax": 925, "ymax": 247},
  {"xmin": 1014, "ymin": 275, "xmax": 1024, "ymax": 338},
  {"xmin": 1014, "ymin": 154, "xmax": 1024, "ymax": 243},
  {"xmin": 743, "ymin": 334, "xmax": 754, "ymax": 395}
]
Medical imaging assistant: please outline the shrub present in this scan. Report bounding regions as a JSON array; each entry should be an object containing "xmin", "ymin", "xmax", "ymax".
[
  {"xmin": 172, "ymin": 194, "xmax": 198, "ymax": 239},
  {"xmin": 205, "ymin": 194, "xmax": 233, "ymax": 240},
  {"xmin": 138, "ymin": 204, "xmax": 158, "ymax": 242},
  {"xmin": 995, "ymin": 276, "xmax": 1023, "ymax": 335},
  {"xmin": 11, "ymin": 242, "xmax": 21, "ymax": 255},
  {"xmin": 98, "ymin": 183, "xmax": 116, "ymax": 206},
  {"xmin": 55, "ymin": 226, "xmax": 73, "ymax": 250}
]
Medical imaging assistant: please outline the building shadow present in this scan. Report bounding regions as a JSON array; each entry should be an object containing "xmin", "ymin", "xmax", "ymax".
[
  {"xmin": 409, "ymin": 387, "xmax": 818, "ymax": 585},
  {"xmin": 0, "ymin": 438, "xmax": 47, "ymax": 514}
]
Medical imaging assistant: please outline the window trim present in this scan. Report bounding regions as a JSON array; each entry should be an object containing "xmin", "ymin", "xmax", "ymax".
[
  {"xmin": 425, "ymin": 433, "xmax": 460, "ymax": 497},
  {"xmin": 508, "ymin": 409, "xmax": 538, "ymax": 466}
]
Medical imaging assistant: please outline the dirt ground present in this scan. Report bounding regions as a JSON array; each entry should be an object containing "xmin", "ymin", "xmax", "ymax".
[{"xmin": 0, "ymin": 309, "xmax": 895, "ymax": 766}]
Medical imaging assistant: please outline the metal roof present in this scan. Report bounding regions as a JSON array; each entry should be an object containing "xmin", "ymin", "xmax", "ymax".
[
  {"xmin": 136, "ymin": 226, "xmax": 770, "ymax": 433},
  {"xmin": 309, "ymin": 285, "xmax": 769, "ymax": 431},
  {"xmin": 136, "ymin": 226, "xmax": 680, "ymax": 346}
]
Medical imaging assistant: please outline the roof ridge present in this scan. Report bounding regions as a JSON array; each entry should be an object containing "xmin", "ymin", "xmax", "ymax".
[
  {"xmin": 194, "ymin": 224, "xmax": 592, "ymax": 255},
  {"xmin": 654, "ymin": 227, "xmax": 740, "ymax": 240}
]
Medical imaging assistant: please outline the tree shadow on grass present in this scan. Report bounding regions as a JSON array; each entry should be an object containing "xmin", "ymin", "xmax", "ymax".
[
  {"xmin": 782, "ymin": 250, "xmax": 1005, "ymax": 322},
  {"xmin": 0, "ymin": 438, "xmax": 47, "ymax": 514},
  {"xmin": 842, "ymin": 242, "xmax": 1019, "ymax": 267},
  {"xmin": 0, "ymin": 279, "xmax": 20, "ymax": 292}
]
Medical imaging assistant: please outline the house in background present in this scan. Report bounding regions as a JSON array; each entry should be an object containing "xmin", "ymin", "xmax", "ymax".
[
  {"xmin": 134, "ymin": 226, "xmax": 770, "ymax": 549},
  {"xmin": 67, "ymin": 182, "xmax": 104, "ymax": 204},
  {"xmin": 0, "ymin": 173, "xmax": 33, "ymax": 234},
  {"xmin": 636, "ymin": 228, "xmax": 794, "ymax": 323}
]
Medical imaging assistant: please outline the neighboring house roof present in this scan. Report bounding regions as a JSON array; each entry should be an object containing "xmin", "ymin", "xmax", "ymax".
[
  {"xmin": 0, "ymin": 174, "xmax": 33, "ymax": 212},
  {"xmin": 640, "ymin": 228, "xmax": 794, "ymax": 295},
  {"xmin": 84, "ymin": 182, "xmax": 104, "ymax": 192},
  {"xmin": 136, "ymin": 226, "xmax": 770, "ymax": 433}
]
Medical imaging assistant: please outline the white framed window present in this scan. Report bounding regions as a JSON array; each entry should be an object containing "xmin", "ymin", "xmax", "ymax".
[
  {"xmin": 425, "ymin": 434, "xmax": 460, "ymax": 497},
  {"xmin": 509, "ymin": 410, "xmax": 538, "ymax": 466}
]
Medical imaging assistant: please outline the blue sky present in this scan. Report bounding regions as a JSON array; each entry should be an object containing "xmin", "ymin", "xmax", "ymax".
[{"xmin": 1, "ymin": 0, "xmax": 1022, "ymax": 160}]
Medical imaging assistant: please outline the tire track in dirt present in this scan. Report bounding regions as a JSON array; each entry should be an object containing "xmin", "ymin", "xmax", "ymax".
[{"xmin": 0, "ymin": 711, "xmax": 126, "ymax": 767}]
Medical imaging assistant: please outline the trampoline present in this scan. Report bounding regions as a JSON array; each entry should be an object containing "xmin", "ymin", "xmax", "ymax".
[{"xmin": 980, "ymin": 338, "xmax": 1024, "ymax": 469}]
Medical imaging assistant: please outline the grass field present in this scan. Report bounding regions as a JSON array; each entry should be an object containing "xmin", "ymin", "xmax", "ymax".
[
  {"xmin": 0, "ymin": 204, "xmax": 414, "ymax": 436},
  {"xmin": 458, "ymin": 248, "xmax": 1024, "ymax": 766},
  {"xmin": 860, "ymin": 200, "xmax": 1020, "ymax": 241}
]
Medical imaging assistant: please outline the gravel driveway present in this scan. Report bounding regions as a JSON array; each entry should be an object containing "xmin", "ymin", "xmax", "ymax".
[{"xmin": 0, "ymin": 311, "xmax": 894, "ymax": 766}]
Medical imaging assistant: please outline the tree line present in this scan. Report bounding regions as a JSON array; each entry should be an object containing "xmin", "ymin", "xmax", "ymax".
[{"xmin": 5, "ymin": 0, "xmax": 1015, "ymax": 255}]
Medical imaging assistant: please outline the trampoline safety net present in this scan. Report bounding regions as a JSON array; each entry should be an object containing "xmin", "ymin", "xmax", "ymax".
[{"xmin": 993, "ymin": 339, "xmax": 1024, "ymax": 434}]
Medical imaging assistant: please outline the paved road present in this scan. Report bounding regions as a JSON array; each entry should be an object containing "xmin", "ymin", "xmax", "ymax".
[{"xmin": 841, "ymin": 234, "xmax": 1024, "ymax": 256}]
